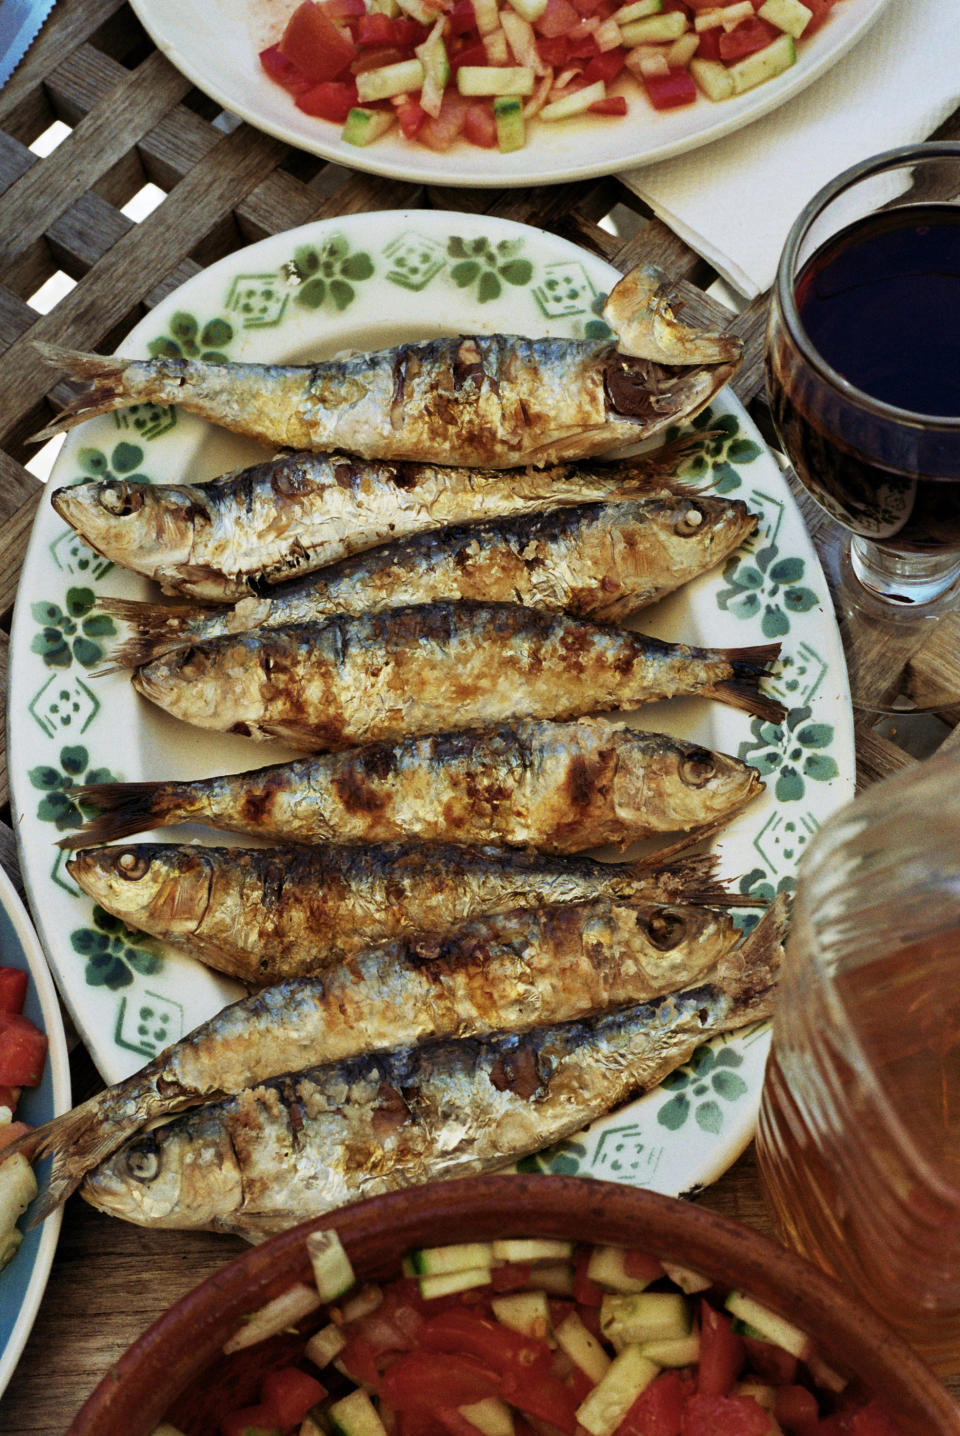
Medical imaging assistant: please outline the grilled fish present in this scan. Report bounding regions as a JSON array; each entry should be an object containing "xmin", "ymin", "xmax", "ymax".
[
  {"xmin": 66, "ymin": 840, "xmax": 748, "ymax": 984},
  {"xmin": 131, "ymin": 600, "xmax": 783, "ymax": 750},
  {"xmin": 78, "ymin": 898, "xmax": 785, "ymax": 1241},
  {"xmin": 50, "ymin": 444, "xmax": 701, "ymax": 604},
  {"xmin": 103, "ymin": 492, "xmax": 758, "ymax": 669},
  {"xmin": 18, "ymin": 889, "xmax": 744, "ymax": 1220},
  {"xmin": 58, "ymin": 719, "xmax": 765, "ymax": 853},
  {"xmin": 35, "ymin": 266, "xmax": 742, "ymax": 467}
]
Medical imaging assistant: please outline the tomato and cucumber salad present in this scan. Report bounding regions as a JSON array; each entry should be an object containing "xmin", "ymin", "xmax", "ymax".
[
  {"xmin": 0, "ymin": 965, "xmax": 49, "ymax": 1270},
  {"xmin": 207, "ymin": 1232, "xmax": 905, "ymax": 1436},
  {"xmin": 258, "ymin": 0, "xmax": 847, "ymax": 153}
]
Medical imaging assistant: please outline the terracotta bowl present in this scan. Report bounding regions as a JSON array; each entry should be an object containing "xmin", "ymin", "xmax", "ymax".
[{"xmin": 66, "ymin": 1175, "xmax": 960, "ymax": 1436}]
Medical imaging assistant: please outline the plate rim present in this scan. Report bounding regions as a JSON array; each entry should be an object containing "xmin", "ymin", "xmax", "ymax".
[
  {"xmin": 126, "ymin": 0, "xmax": 893, "ymax": 187},
  {"xmin": 9, "ymin": 209, "xmax": 854, "ymax": 1203}
]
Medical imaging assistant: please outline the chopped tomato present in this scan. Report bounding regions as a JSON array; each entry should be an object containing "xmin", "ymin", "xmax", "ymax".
[
  {"xmin": 417, "ymin": 90, "xmax": 470, "ymax": 151},
  {"xmin": 799, "ymin": 0, "xmax": 835, "ymax": 31},
  {"xmin": 449, "ymin": 38, "xmax": 489, "ymax": 71},
  {"xmin": 849, "ymin": 1401, "xmax": 907, "ymax": 1436},
  {"xmin": 535, "ymin": 34, "xmax": 569, "ymax": 66},
  {"xmin": 644, "ymin": 66, "xmax": 697, "ymax": 109},
  {"xmin": 489, "ymin": 1261, "xmax": 533, "ymax": 1292},
  {"xmin": 0, "ymin": 969, "xmax": 28, "ymax": 1015},
  {"xmin": 279, "ymin": 0, "xmax": 357, "ymax": 82},
  {"xmin": 742, "ymin": 1335, "xmax": 798, "ymax": 1385},
  {"xmin": 588, "ymin": 95, "xmax": 628, "ymax": 115},
  {"xmin": 0, "ymin": 1121, "xmax": 32, "ymax": 1151},
  {"xmin": 0, "ymin": 1012, "xmax": 48, "ymax": 1087},
  {"xmin": 717, "ymin": 15, "xmax": 780, "ymax": 61},
  {"xmin": 338, "ymin": 1332, "xmax": 380, "ymax": 1386},
  {"xmin": 535, "ymin": 0, "xmax": 581, "ymax": 36},
  {"xmin": 623, "ymin": 1248, "xmax": 667, "ymax": 1285},
  {"xmin": 0, "ymin": 1085, "xmax": 21, "ymax": 1112},
  {"xmin": 681, "ymin": 1393, "xmax": 773, "ymax": 1436},
  {"xmin": 420, "ymin": 1308, "xmax": 552, "ymax": 1378},
  {"xmin": 447, "ymin": 0, "xmax": 478, "ymax": 34},
  {"xmin": 621, "ymin": 1369, "xmax": 692, "ymax": 1436},
  {"xmin": 320, "ymin": 0, "xmax": 367, "ymax": 20},
  {"xmin": 379, "ymin": 1351, "xmax": 501, "ymax": 1410},
  {"xmin": 296, "ymin": 79, "xmax": 358, "ymax": 121},
  {"xmin": 697, "ymin": 1301, "xmax": 744, "ymax": 1397},
  {"xmin": 694, "ymin": 26, "xmax": 723, "ymax": 60},
  {"xmin": 351, "ymin": 43, "xmax": 409, "ymax": 72},
  {"xmin": 499, "ymin": 1368, "xmax": 580, "ymax": 1435},
  {"xmin": 259, "ymin": 1367, "xmax": 326, "ymax": 1428},
  {"xmin": 774, "ymin": 1383, "xmax": 820, "ymax": 1429},
  {"xmin": 219, "ymin": 1405, "xmax": 280, "ymax": 1436},
  {"xmin": 395, "ymin": 95, "xmax": 428, "ymax": 137},
  {"xmin": 259, "ymin": 43, "xmax": 311, "ymax": 93}
]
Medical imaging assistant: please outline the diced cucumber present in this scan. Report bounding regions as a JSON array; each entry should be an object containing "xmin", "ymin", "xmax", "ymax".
[
  {"xmin": 492, "ymin": 1238, "xmax": 574, "ymax": 1262},
  {"xmin": 473, "ymin": 0, "xmax": 501, "ymax": 33},
  {"xmin": 396, "ymin": 0, "xmax": 436, "ymax": 21},
  {"xmin": 586, "ymin": 1245, "xmax": 663, "ymax": 1294},
  {"xmin": 757, "ymin": 0, "xmax": 811, "ymax": 35},
  {"xmin": 304, "ymin": 1321, "xmax": 348, "ymax": 1369},
  {"xmin": 0, "ymin": 1228, "xmax": 23, "ymax": 1273},
  {"xmin": 618, "ymin": 10, "xmax": 686, "ymax": 44},
  {"xmin": 457, "ymin": 65, "xmax": 535, "ymax": 96},
  {"xmin": 661, "ymin": 1260, "xmax": 712, "ymax": 1295},
  {"xmin": 0, "ymin": 1152, "xmax": 37, "ymax": 1237},
  {"xmin": 806, "ymin": 1353, "xmax": 848, "ymax": 1394},
  {"xmin": 491, "ymin": 1289, "xmax": 552, "ymax": 1338},
  {"xmin": 494, "ymin": 94, "xmax": 526, "ymax": 151},
  {"xmin": 342, "ymin": 106, "xmax": 397, "ymax": 147},
  {"xmin": 340, "ymin": 1284, "xmax": 383, "ymax": 1323},
  {"xmin": 404, "ymin": 1241, "xmax": 494, "ymax": 1276},
  {"xmin": 458, "ymin": 1398, "xmax": 515, "ymax": 1436},
  {"xmin": 734, "ymin": 1382, "xmax": 777, "ymax": 1412},
  {"xmin": 665, "ymin": 31, "xmax": 700, "ymax": 67},
  {"xmin": 724, "ymin": 1291, "xmax": 813, "ymax": 1360},
  {"xmin": 539, "ymin": 80, "xmax": 606, "ymax": 119},
  {"xmin": 483, "ymin": 27, "xmax": 511, "ymax": 63},
  {"xmin": 328, "ymin": 1389, "xmax": 390, "ymax": 1436},
  {"xmin": 356, "ymin": 58, "xmax": 425, "ymax": 102},
  {"xmin": 223, "ymin": 1283, "xmax": 322, "ymax": 1355},
  {"xmin": 149, "ymin": 1427, "xmax": 189, "ymax": 1436},
  {"xmin": 505, "ymin": 0, "xmax": 548, "ymax": 21},
  {"xmin": 611, "ymin": 0, "xmax": 662, "ymax": 21},
  {"xmin": 416, "ymin": 18, "xmax": 450, "ymax": 117},
  {"xmin": 575, "ymin": 1346, "xmax": 659, "ymax": 1436},
  {"xmin": 690, "ymin": 56, "xmax": 735, "ymax": 100},
  {"xmin": 638, "ymin": 1331, "xmax": 701, "ymax": 1367},
  {"xmin": 726, "ymin": 31, "xmax": 795, "ymax": 93},
  {"xmin": 599, "ymin": 1292, "xmax": 691, "ymax": 1350},
  {"xmin": 555, "ymin": 1310, "xmax": 612, "ymax": 1384},
  {"xmin": 367, "ymin": 0, "xmax": 401, "ymax": 14},
  {"xmin": 419, "ymin": 1266, "xmax": 493, "ymax": 1299},
  {"xmin": 527, "ymin": 1260, "xmax": 575, "ymax": 1295}
]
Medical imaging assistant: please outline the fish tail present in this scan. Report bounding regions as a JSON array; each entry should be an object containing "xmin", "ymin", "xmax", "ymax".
[
  {"xmin": 636, "ymin": 852, "xmax": 756, "ymax": 908},
  {"xmin": 705, "ymin": 643, "xmax": 785, "ymax": 724},
  {"xmin": 98, "ymin": 597, "xmax": 216, "ymax": 670},
  {"xmin": 32, "ymin": 344, "xmax": 141, "ymax": 439},
  {"xmin": 611, "ymin": 433, "xmax": 706, "ymax": 494},
  {"xmin": 707, "ymin": 892, "xmax": 789, "ymax": 1023},
  {"xmin": 57, "ymin": 781, "xmax": 179, "ymax": 848}
]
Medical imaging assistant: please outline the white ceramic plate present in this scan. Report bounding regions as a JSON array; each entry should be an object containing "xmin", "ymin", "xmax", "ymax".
[
  {"xmin": 10, "ymin": 211, "xmax": 853, "ymax": 1200},
  {"xmin": 0, "ymin": 865, "xmax": 71, "ymax": 1402},
  {"xmin": 128, "ymin": 0, "xmax": 891, "ymax": 187}
]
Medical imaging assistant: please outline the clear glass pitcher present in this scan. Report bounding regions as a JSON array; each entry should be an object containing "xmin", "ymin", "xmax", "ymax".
[{"xmin": 756, "ymin": 749, "xmax": 960, "ymax": 1375}]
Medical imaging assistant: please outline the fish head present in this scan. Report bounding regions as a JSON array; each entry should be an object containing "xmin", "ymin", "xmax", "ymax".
[
  {"xmin": 66, "ymin": 844, "xmax": 214, "ymax": 935},
  {"xmin": 614, "ymin": 733, "xmax": 764, "ymax": 833},
  {"xmin": 616, "ymin": 901, "xmax": 741, "ymax": 990},
  {"xmin": 132, "ymin": 635, "xmax": 268, "ymax": 734},
  {"xmin": 81, "ymin": 1114, "xmax": 243, "ymax": 1230},
  {"xmin": 603, "ymin": 265, "xmax": 743, "ymax": 367},
  {"xmin": 50, "ymin": 481, "xmax": 200, "ymax": 579}
]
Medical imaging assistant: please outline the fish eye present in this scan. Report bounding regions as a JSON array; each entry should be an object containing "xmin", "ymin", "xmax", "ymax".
[
  {"xmin": 679, "ymin": 748, "xmax": 718, "ymax": 788},
  {"xmin": 640, "ymin": 906, "xmax": 689, "ymax": 951},
  {"xmin": 116, "ymin": 850, "xmax": 151, "ymax": 881},
  {"xmin": 674, "ymin": 502, "xmax": 705, "ymax": 537},
  {"xmin": 125, "ymin": 1138, "xmax": 161, "ymax": 1183},
  {"xmin": 98, "ymin": 485, "xmax": 144, "ymax": 517}
]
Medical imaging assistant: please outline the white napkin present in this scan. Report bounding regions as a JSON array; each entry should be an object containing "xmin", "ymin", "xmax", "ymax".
[{"xmin": 617, "ymin": 3, "xmax": 960, "ymax": 300}]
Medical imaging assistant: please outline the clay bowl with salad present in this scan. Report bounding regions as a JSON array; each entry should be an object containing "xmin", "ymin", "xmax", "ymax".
[{"xmin": 66, "ymin": 1175, "xmax": 960, "ymax": 1436}]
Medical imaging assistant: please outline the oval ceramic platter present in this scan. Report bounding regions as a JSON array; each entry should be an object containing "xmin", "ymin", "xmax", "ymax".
[
  {"xmin": 128, "ymin": 0, "xmax": 891, "ymax": 187},
  {"xmin": 10, "ymin": 212, "xmax": 854, "ymax": 1201},
  {"xmin": 0, "ymin": 864, "xmax": 71, "ymax": 1401}
]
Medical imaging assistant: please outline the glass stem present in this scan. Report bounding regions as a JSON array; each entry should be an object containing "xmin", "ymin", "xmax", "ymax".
[{"xmin": 849, "ymin": 538, "xmax": 960, "ymax": 607}]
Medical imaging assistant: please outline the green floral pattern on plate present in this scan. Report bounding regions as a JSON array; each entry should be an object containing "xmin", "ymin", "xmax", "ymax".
[{"xmin": 10, "ymin": 213, "xmax": 854, "ymax": 1202}]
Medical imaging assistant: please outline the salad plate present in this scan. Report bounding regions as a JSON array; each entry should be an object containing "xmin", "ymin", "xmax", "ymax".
[
  {"xmin": 128, "ymin": 0, "xmax": 891, "ymax": 187},
  {"xmin": 9, "ymin": 210, "xmax": 854, "ymax": 1200},
  {"xmin": 0, "ymin": 864, "xmax": 71, "ymax": 1402}
]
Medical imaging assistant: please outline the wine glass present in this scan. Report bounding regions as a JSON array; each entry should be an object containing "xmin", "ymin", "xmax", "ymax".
[{"xmin": 765, "ymin": 142, "xmax": 960, "ymax": 712}]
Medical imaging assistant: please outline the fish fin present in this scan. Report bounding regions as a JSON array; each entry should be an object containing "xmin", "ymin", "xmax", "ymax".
[
  {"xmin": 31, "ymin": 344, "xmax": 139, "ymax": 440},
  {"xmin": 12, "ymin": 1088, "xmax": 149, "ymax": 1224},
  {"xmin": 714, "ymin": 892, "xmax": 790, "ymax": 1005},
  {"xmin": 705, "ymin": 643, "xmax": 786, "ymax": 725},
  {"xmin": 638, "ymin": 853, "xmax": 757, "ymax": 909},
  {"xmin": 99, "ymin": 597, "xmax": 220, "ymax": 670},
  {"xmin": 57, "ymin": 782, "xmax": 173, "ymax": 848}
]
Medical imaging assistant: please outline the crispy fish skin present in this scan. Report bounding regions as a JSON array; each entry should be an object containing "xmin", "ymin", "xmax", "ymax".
[
  {"xmin": 50, "ymin": 446, "xmax": 701, "ymax": 603},
  {"xmin": 21, "ymin": 892, "xmax": 741, "ymax": 1218},
  {"xmin": 78, "ymin": 900, "xmax": 785, "ymax": 1240},
  {"xmin": 58, "ymin": 720, "xmax": 765, "ymax": 853},
  {"xmin": 65, "ymin": 840, "xmax": 744, "ymax": 983},
  {"xmin": 104, "ymin": 493, "xmax": 758, "ymax": 669},
  {"xmin": 131, "ymin": 600, "xmax": 783, "ymax": 750},
  {"xmin": 35, "ymin": 266, "xmax": 742, "ymax": 467}
]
